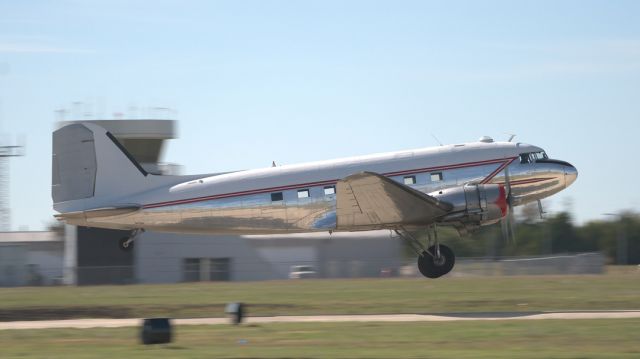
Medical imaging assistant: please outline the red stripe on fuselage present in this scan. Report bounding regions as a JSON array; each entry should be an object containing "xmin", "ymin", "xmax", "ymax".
[
  {"xmin": 143, "ymin": 178, "xmax": 338, "ymax": 208},
  {"xmin": 143, "ymin": 157, "xmax": 517, "ymax": 209},
  {"xmin": 480, "ymin": 157, "xmax": 516, "ymax": 184},
  {"xmin": 494, "ymin": 177, "xmax": 555, "ymax": 186}
]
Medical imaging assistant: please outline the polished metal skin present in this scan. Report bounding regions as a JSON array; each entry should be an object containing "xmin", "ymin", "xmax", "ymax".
[
  {"xmin": 62, "ymin": 136, "xmax": 577, "ymax": 235},
  {"xmin": 431, "ymin": 183, "xmax": 506, "ymax": 225}
]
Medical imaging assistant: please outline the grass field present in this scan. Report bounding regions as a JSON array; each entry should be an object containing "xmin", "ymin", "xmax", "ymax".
[
  {"xmin": 1, "ymin": 319, "xmax": 639, "ymax": 358},
  {"xmin": 1, "ymin": 269, "xmax": 639, "ymax": 321}
]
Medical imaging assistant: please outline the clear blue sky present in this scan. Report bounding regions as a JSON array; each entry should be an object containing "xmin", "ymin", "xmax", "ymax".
[{"xmin": 1, "ymin": 0, "xmax": 638, "ymax": 230}]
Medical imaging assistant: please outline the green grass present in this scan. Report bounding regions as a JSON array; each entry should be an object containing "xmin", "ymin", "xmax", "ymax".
[
  {"xmin": 1, "ymin": 272, "xmax": 639, "ymax": 321},
  {"xmin": 1, "ymin": 319, "xmax": 639, "ymax": 358}
]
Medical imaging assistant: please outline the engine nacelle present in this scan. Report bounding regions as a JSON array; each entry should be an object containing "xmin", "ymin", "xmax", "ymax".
[{"xmin": 429, "ymin": 184, "xmax": 507, "ymax": 226}]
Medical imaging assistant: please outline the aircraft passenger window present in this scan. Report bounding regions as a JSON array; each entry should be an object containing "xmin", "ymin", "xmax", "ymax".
[
  {"xmin": 430, "ymin": 172, "xmax": 443, "ymax": 182},
  {"xmin": 297, "ymin": 189, "xmax": 310, "ymax": 199},
  {"xmin": 403, "ymin": 176, "xmax": 416, "ymax": 185},
  {"xmin": 271, "ymin": 192, "xmax": 283, "ymax": 202},
  {"xmin": 520, "ymin": 153, "xmax": 530, "ymax": 164},
  {"xmin": 324, "ymin": 186, "xmax": 336, "ymax": 195}
]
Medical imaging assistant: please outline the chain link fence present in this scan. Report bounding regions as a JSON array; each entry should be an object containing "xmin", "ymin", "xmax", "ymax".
[{"xmin": 0, "ymin": 252, "xmax": 608, "ymax": 287}]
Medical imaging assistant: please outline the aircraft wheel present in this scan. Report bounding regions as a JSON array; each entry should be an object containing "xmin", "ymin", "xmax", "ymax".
[
  {"xmin": 417, "ymin": 245, "xmax": 455, "ymax": 278},
  {"xmin": 118, "ymin": 237, "xmax": 134, "ymax": 252}
]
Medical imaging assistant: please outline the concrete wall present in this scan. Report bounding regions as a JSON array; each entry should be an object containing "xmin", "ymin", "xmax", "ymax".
[
  {"xmin": 135, "ymin": 231, "xmax": 406, "ymax": 283},
  {"xmin": 0, "ymin": 244, "xmax": 27, "ymax": 286},
  {"xmin": 135, "ymin": 232, "xmax": 277, "ymax": 283},
  {"xmin": 0, "ymin": 241, "xmax": 63, "ymax": 286},
  {"xmin": 26, "ymin": 245, "xmax": 64, "ymax": 284},
  {"xmin": 74, "ymin": 227, "xmax": 134, "ymax": 285},
  {"xmin": 317, "ymin": 234, "xmax": 405, "ymax": 278}
]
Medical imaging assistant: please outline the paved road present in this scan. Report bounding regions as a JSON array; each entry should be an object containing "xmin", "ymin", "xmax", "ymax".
[{"xmin": 1, "ymin": 311, "xmax": 639, "ymax": 330}]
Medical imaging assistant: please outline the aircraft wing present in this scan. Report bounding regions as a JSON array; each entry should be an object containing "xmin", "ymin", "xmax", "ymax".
[{"xmin": 336, "ymin": 171, "xmax": 452, "ymax": 229}]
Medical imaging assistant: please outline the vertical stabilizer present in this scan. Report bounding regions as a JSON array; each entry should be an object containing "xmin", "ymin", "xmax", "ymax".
[
  {"xmin": 52, "ymin": 123, "xmax": 150, "ymax": 212},
  {"xmin": 52, "ymin": 124, "xmax": 97, "ymax": 203}
]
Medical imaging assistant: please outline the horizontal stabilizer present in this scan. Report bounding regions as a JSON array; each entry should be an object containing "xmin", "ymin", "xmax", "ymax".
[
  {"xmin": 54, "ymin": 205, "xmax": 141, "ymax": 221},
  {"xmin": 336, "ymin": 171, "xmax": 452, "ymax": 229}
]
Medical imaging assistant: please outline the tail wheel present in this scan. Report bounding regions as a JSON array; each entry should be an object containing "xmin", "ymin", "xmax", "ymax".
[
  {"xmin": 417, "ymin": 245, "xmax": 455, "ymax": 278},
  {"xmin": 118, "ymin": 237, "xmax": 134, "ymax": 252}
]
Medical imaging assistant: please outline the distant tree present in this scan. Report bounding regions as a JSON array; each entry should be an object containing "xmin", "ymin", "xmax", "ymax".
[
  {"xmin": 46, "ymin": 221, "xmax": 65, "ymax": 237},
  {"xmin": 547, "ymin": 212, "xmax": 579, "ymax": 253},
  {"xmin": 399, "ymin": 210, "xmax": 638, "ymax": 264}
]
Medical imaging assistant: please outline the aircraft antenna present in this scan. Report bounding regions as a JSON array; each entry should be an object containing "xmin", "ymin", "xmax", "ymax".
[
  {"xmin": 430, "ymin": 134, "xmax": 443, "ymax": 146},
  {"xmin": 506, "ymin": 133, "xmax": 517, "ymax": 142}
]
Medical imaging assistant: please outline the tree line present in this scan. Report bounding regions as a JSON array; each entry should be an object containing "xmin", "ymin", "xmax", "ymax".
[{"xmin": 418, "ymin": 211, "xmax": 639, "ymax": 264}]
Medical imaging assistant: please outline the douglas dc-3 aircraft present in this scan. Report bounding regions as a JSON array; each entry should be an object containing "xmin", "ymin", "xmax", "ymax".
[{"xmin": 52, "ymin": 123, "xmax": 577, "ymax": 278}]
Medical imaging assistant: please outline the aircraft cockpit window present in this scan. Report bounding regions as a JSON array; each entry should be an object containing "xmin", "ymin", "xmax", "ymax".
[
  {"xmin": 430, "ymin": 172, "xmax": 443, "ymax": 182},
  {"xmin": 324, "ymin": 186, "xmax": 336, "ymax": 195},
  {"xmin": 520, "ymin": 151, "xmax": 548, "ymax": 164},
  {"xmin": 271, "ymin": 192, "xmax": 283, "ymax": 202},
  {"xmin": 531, "ymin": 151, "xmax": 548, "ymax": 161}
]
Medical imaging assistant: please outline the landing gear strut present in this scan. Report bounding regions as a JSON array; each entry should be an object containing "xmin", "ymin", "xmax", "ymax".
[
  {"xmin": 118, "ymin": 229, "xmax": 144, "ymax": 252},
  {"xmin": 394, "ymin": 226, "xmax": 455, "ymax": 279}
]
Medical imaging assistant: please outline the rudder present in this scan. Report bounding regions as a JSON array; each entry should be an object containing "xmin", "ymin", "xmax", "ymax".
[{"xmin": 52, "ymin": 124, "xmax": 97, "ymax": 203}]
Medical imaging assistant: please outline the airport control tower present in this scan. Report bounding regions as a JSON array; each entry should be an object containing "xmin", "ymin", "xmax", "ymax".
[{"xmin": 60, "ymin": 119, "xmax": 177, "ymax": 285}]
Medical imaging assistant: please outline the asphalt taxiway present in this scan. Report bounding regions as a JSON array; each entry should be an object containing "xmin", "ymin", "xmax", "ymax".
[{"xmin": 1, "ymin": 311, "xmax": 639, "ymax": 330}]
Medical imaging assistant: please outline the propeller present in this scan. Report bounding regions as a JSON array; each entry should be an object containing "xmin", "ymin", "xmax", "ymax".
[{"xmin": 500, "ymin": 165, "xmax": 516, "ymax": 245}]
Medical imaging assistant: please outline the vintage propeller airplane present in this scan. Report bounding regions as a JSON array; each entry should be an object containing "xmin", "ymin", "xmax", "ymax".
[{"xmin": 52, "ymin": 123, "xmax": 577, "ymax": 278}]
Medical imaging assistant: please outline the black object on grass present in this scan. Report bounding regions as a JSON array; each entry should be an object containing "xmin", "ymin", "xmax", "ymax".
[
  {"xmin": 141, "ymin": 318, "xmax": 172, "ymax": 345},
  {"xmin": 225, "ymin": 302, "xmax": 245, "ymax": 325}
]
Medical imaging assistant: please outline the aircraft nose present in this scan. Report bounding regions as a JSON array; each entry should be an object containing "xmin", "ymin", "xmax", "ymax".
[{"xmin": 564, "ymin": 163, "xmax": 578, "ymax": 188}]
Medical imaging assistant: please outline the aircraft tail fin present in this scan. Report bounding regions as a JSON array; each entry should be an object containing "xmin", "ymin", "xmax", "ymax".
[{"xmin": 52, "ymin": 123, "xmax": 150, "ymax": 212}]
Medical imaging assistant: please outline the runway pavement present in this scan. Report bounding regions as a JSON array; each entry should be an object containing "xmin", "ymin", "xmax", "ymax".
[{"xmin": 1, "ymin": 311, "xmax": 639, "ymax": 330}]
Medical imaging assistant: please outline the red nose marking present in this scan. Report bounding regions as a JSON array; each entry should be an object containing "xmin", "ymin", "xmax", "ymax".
[{"xmin": 495, "ymin": 184, "xmax": 508, "ymax": 217}]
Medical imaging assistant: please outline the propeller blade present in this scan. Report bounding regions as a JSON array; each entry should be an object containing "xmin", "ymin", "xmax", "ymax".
[
  {"xmin": 501, "ymin": 165, "xmax": 516, "ymax": 245},
  {"xmin": 537, "ymin": 199, "xmax": 545, "ymax": 219},
  {"xmin": 500, "ymin": 216, "xmax": 509, "ymax": 245},
  {"xmin": 508, "ymin": 206, "xmax": 516, "ymax": 245},
  {"xmin": 504, "ymin": 165, "xmax": 512, "ymax": 199}
]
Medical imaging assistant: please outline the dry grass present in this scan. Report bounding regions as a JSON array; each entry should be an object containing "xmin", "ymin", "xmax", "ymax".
[{"xmin": 0, "ymin": 273, "xmax": 639, "ymax": 321}]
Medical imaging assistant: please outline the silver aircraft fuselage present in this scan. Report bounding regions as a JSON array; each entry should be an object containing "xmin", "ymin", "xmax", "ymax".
[{"xmin": 82, "ymin": 140, "xmax": 577, "ymax": 234}]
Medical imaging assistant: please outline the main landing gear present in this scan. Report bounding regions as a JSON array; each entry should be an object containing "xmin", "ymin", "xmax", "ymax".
[
  {"xmin": 395, "ymin": 226, "xmax": 455, "ymax": 279},
  {"xmin": 118, "ymin": 228, "xmax": 144, "ymax": 252}
]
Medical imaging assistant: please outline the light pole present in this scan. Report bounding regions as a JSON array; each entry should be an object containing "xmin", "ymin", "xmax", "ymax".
[{"xmin": 603, "ymin": 213, "xmax": 627, "ymax": 265}]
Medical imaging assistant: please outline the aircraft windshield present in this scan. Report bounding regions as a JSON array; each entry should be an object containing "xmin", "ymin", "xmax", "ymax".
[
  {"xmin": 531, "ymin": 151, "xmax": 548, "ymax": 161},
  {"xmin": 520, "ymin": 151, "xmax": 548, "ymax": 164}
]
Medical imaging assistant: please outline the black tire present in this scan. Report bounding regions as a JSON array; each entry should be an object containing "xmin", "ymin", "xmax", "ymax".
[
  {"xmin": 417, "ymin": 244, "xmax": 455, "ymax": 278},
  {"xmin": 118, "ymin": 237, "xmax": 134, "ymax": 251}
]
